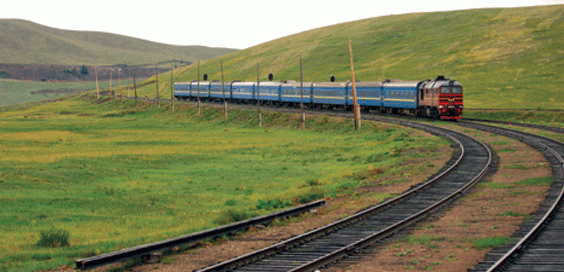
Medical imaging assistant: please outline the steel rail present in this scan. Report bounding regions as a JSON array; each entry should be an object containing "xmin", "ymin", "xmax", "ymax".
[
  {"xmin": 465, "ymin": 118, "xmax": 564, "ymax": 134},
  {"xmin": 75, "ymin": 200, "xmax": 325, "ymax": 270},
  {"xmin": 288, "ymin": 126, "xmax": 492, "ymax": 272},
  {"xmin": 197, "ymin": 117, "xmax": 492, "ymax": 272},
  {"xmin": 459, "ymin": 122, "xmax": 564, "ymax": 272}
]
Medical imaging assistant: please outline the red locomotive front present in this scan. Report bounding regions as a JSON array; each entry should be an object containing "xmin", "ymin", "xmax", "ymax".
[
  {"xmin": 438, "ymin": 84, "xmax": 463, "ymax": 120},
  {"xmin": 418, "ymin": 76, "xmax": 463, "ymax": 120}
]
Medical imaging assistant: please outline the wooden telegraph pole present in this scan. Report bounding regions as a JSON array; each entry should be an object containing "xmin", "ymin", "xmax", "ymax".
[
  {"xmin": 349, "ymin": 39, "xmax": 361, "ymax": 130},
  {"xmin": 300, "ymin": 55, "xmax": 305, "ymax": 131},
  {"xmin": 197, "ymin": 61, "xmax": 201, "ymax": 115},
  {"xmin": 257, "ymin": 62, "xmax": 262, "ymax": 128},
  {"xmin": 155, "ymin": 65, "xmax": 160, "ymax": 108},
  {"xmin": 221, "ymin": 60, "xmax": 227, "ymax": 119},
  {"xmin": 134, "ymin": 74, "xmax": 138, "ymax": 105},
  {"xmin": 95, "ymin": 66, "xmax": 99, "ymax": 99},
  {"xmin": 109, "ymin": 69, "xmax": 113, "ymax": 101},
  {"xmin": 170, "ymin": 63, "xmax": 174, "ymax": 112},
  {"xmin": 118, "ymin": 68, "xmax": 122, "ymax": 102}
]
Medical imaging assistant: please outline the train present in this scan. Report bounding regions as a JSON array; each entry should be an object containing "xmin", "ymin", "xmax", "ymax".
[{"xmin": 173, "ymin": 76, "xmax": 463, "ymax": 120}]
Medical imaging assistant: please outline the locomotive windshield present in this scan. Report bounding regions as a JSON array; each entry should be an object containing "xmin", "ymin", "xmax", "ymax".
[
  {"xmin": 440, "ymin": 86, "xmax": 463, "ymax": 94},
  {"xmin": 440, "ymin": 86, "xmax": 451, "ymax": 94}
]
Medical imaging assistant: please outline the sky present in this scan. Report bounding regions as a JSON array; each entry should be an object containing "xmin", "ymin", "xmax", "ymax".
[{"xmin": 2, "ymin": 0, "xmax": 564, "ymax": 49}]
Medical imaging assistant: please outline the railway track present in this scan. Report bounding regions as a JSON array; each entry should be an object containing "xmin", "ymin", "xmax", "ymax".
[
  {"xmin": 75, "ymin": 200, "xmax": 326, "ymax": 270},
  {"xmin": 464, "ymin": 118, "xmax": 564, "ymax": 134},
  {"xmin": 458, "ymin": 121, "xmax": 564, "ymax": 272},
  {"xmin": 196, "ymin": 116, "xmax": 492, "ymax": 272},
  {"xmin": 145, "ymin": 99, "xmax": 564, "ymax": 271}
]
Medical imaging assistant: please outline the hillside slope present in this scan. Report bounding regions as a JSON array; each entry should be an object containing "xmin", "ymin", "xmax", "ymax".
[
  {"xmin": 0, "ymin": 19, "xmax": 238, "ymax": 66},
  {"xmin": 171, "ymin": 5, "xmax": 563, "ymax": 109}
]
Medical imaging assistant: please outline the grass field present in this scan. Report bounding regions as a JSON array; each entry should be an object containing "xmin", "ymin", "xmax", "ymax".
[
  {"xmin": 0, "ymin": 95, "xmax": 450, "ymax": 271},
  {"xmin": 464, "ymin": 110, "xmax": 564, "ymax": 128},
  {"xmin": 0, "ymin": 79, "xmax": 142, "ymax": 107}
]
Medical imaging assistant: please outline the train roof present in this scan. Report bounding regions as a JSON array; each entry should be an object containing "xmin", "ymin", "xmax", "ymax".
[
  {"xmin": 355, "ymin": 81, "xmax": 383, "ymax": 88},
  {"xmin": 382, "ymin": 80, "xmax": 422, "ymax": 88},
  {"xmin": 420, "ymin": 76, "xmax": 462, "ymax": 89},
  {"xmin": 231, "ymin": 81, "xmax": 254, "ymax": 87},
  {"xmin": 190, "ymin": 81, "xmax": 212, "ymax": 86},
  {"xmin": 258, "ymin": 81, "xmax": 282, "ymax": 87},
  {"xmin": 313, "ymin": 82, "xmax": 349, "ymax": 88},
  {"xmin": 280, "ymin": 81, "xmax": 313, "ymax": 88},
  {"xmin": 210, "ymin": 80, "xmax": 240, "ymax": 86}
]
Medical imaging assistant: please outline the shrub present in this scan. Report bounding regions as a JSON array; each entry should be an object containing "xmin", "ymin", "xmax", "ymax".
[
  {"xmin": 256, "ymin": 199, "xmax": 293, "ymax": 210},
  {"xmin": 294, "ymin": 189, "xmax": 325, "ymax": 204},
  {"xmin": 36, "ymin": 228, "xmax": 70, "ymax": 248},
  {"xmin": 473, "ymin": 236, "xmax": 508, "ymax": 250},
  {"xmin": 214, "ymin": 209, "xmax": 257, "ymax": 225}
]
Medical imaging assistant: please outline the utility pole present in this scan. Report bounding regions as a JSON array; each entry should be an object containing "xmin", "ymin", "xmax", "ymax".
[
  {"xmin": 134, "ymin": 74, "xmax": 138, "ymax": 105},
  {"xmin": 257, "ymin": 62, "xmax": 262, "ymax": 128},
  {"xmin": 170, "ymin": 63, "xmax": 174, "ymax": 112},
  {"xmin": 156, "ymin": 65, "xmax": 160, "ymax": 108},
  {"xmin": 221, "ymin": 60, "xmax": 227, "ymax": 119},
  {"xmin": 109, "ymin": 69, "xmax": 113, "ymax": 101},
  {"xmin": 118, "ymin": 68, "xmax": 122, "ymax": 102},
  {"xmin": 300, "ymin": 55, "xmax": 305, "ymax": 131},
  {"xmin": 95, "ymin": 66, "xmax": 99, "ymax": 99},
  {"xmin": 349, "ymin": 39, "xmax": 361, "ymax": 130},
  {"xmin": 197, "ymin": 61, "xmax": 201, "ymax": 116}
]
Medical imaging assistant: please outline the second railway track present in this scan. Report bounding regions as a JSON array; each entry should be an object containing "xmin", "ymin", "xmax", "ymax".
[
  {"xmin": 459, "ymin": 121, "xmax": 564, "ymax": 272},
  {"xmin": 196, "ymin": 115, "xmax": 492, "ymax": 272}
]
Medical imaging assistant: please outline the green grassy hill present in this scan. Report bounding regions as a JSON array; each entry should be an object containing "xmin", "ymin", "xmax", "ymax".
[
  {"xmin": 167, "ymin": 5, "xmax": 563, "ymax": 110},
  {"xmin": 0, "ymin": 19, "xmax": 238, "ymax": 65}
]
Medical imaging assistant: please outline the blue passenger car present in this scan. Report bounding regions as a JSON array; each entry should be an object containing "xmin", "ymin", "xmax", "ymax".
[
  {"xmin": 174, "ymin": 82, "xmax": 192, "ymax": 100},
  {"xmin": 280, "ymin": 82, "xmax": 313, "ymax": 105},
  {"xmin": 209, "ymin": 81, "xmax": 232, "ymax": 100},
  {"xmin": 231, "ymin": 82, "xmax": 255, "ymax": 102},
  {"xmin": 257, "ymin": 82, "xmax": 281, "ymax": 103},
  {"xmin": 350, "ymin": 81, "xmax": 383, "ymax": 108},
  {"xmin": 191, "ymin": 81, "xmax": 211, "ymax": 100},
  {"xmin": 382, "ymin": 81, "xmax": 419, "ymax": 111},
  {"xmin": 312, "ymin": 82, "xmax": 348, "ymax": 107}
]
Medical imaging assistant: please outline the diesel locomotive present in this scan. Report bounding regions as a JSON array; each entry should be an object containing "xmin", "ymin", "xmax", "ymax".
[{"xmin": 174, "ymin": 76, "xmax": 463, "ymax": 120}]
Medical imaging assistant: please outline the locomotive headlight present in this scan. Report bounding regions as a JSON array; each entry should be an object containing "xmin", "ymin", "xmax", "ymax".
[{"xmin": 439, "ymin": 105, "xmax": 444, "ymax": 109}]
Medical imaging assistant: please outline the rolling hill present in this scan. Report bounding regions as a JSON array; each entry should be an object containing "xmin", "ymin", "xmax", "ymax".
[
  {"xmin": 169, "ymin": 5, "xmax": 563, "ymax": 110},
  {"xmin": 0, "ymin": 19, "xmax": 238, "ymax": 66}
]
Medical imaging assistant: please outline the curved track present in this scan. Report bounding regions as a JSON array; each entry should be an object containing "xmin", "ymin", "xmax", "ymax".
[
  {"xmin": 197, "ymin": 116, "xmax": 492, "ymax": 272},
  {"xmin": 464, "ymin": 118, "xmax": 564, "ymax": 134},
  {"xmin": 457, "ymin": 121, "xmax": 564, "ymax": 272}
]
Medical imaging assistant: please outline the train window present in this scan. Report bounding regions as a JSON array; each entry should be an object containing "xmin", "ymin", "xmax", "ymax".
[
  {"xmin": 452, "ymin": 87, "xmax": 462, "ymax": 94},
  {"xmin": 441, "ymin": 86, "xmax": 451, "ymax": 94}
]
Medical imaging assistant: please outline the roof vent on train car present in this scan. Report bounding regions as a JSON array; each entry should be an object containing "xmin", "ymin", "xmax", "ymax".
[
  {"xmin": 436, "ymin": 75, "xmax": 446, "ymax": 80},
  {"xmin": 268, "ymin": 73, "xmax": 274, "ymax": 81},
  {"xmin": 203, "ymin": 74, "xmax": 208, "ymax": 81},
  {"xmin": 330, "ymin": 75, "xmax": 335, "ymax": 82}
]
